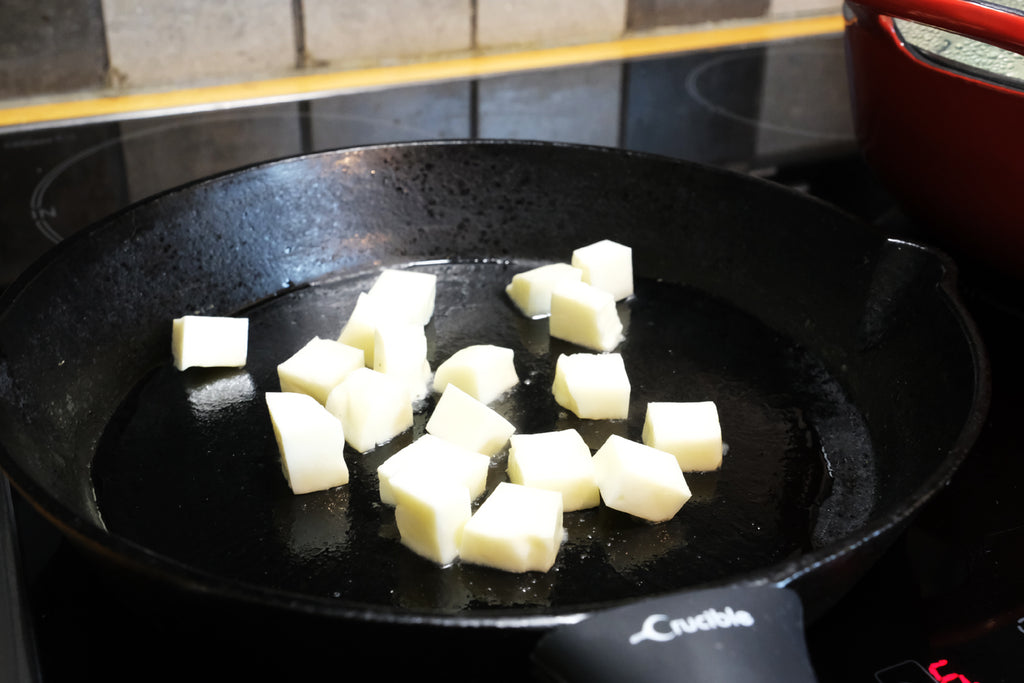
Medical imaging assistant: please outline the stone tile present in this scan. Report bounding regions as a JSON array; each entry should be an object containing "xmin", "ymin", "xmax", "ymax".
[
  {"xmin": 0, "ymin": 0, "xmax": 107, "ymax": 98},
  {"xmin": 303, "ymin": 0, "xmax": 472, "ymax": 67},
  {"xmin": 308, "ymin": 81, "xmax": 472, "ymax": 151},
  {"xmin": 626, "ymin": 0, "xmax": 769, "ymax": 31},
  {"xmin": 477, "ymin": 63, "xmax": 622, "ymax": 147},
  {"xmin": 768, "ymin": 0, "xmax": 843, "ymax": 17},
  {"xmin": 477, "ymin": 0, "xmax": 627, "ymax": 50},
  {"xmin": 101, "ymin": 0, "xmax": 296, "ymax": 90}
]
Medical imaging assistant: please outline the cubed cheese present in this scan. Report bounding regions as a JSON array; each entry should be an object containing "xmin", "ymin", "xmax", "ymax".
[
  {"xmin": 571, "ymin": 239, "xmax": 633, "ymax": 301},
  {"xmin": 265, "ymin": 391, "xmax": 349, "ymax": 495},
  {"xmin": 373, "ymin": 320, "xmax": 432, "ymax": 401},
  {"xmin": 549, "ymin": 280, "xmax": 623, "ymax": 352},
  {"xmin": 337, "ymin": 292, "xmax": 405, "ymax": 367},
  {"xmin": 642, "ymin": 401, "xmax": 723, "ymax": 471},
  {"xmin": 377, "ymin": 433, "xmax": 491, "ymax": 506},
  {"xmin": 507, "ymin": 429, "xmax": 599, "ymax": 511},
  {"xmin": 367, "ymin": 268, "xmax": 437, "ymax": 326},
  {"xmin": 171, "ymin": 315, "xmax": 248, "ymax": 370},
  {"xmin": 505, "ymin": 263, "xmax": 583, "ymax": 318},
  {"xmin": 552, "ymin": 352, "xmax": 630, "ymax": 420},
  {"xmin": 459, "ymin": 482, "xmax": 564, "ymax": 573},
  {"xmin": 391, "ymin": 470, "xmax": 472, "ymax": 566},
  {"xmin": 325, "ymin": 367, "xmax": 413, "ymax": 453},
  {"xmin": 432, "ymin": 344, "xmax": 518, "ymax": 404},
  {"xmin": 425, "ymin": 384, "xmax": 516, "ymax": 456},
  {"xmin": 592, "ymin": 434, "xmax": 691, "ymax": 522},
  {"xmin": 276, "ymin": 337, "xmax": 365, "ymax": 404}
]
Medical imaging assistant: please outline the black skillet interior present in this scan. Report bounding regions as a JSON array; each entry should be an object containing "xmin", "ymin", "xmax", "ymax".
[{"xmin": 0, "ymin": 140, "xmax": 987, "ymax": 629}]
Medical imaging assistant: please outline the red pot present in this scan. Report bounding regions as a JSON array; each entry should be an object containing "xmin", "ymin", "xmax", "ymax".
[{"xmin": 844, "ymin": 0, "xmax": 1024, "ymax": 278}]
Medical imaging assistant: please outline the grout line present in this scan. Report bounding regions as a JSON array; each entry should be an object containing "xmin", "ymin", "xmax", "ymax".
[
  {"xmin": 292, "ymin": 0, "xmax": 308, "ymax": 69},
  {"xmin": 0, "ymin": 13, "xmax": 843, "ymax": 132},
  {"xmin": 289, "ymin": 0, "xmax": 310, "ymax": 151},
  {"xmin": 470, "ymin": 0, "xmax": 479, "ymax": 52}
]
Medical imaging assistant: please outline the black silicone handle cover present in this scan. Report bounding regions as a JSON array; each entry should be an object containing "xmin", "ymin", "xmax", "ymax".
[{"xmin": 531, "ymin": 583, "xmax": 819, "ymax": 682}]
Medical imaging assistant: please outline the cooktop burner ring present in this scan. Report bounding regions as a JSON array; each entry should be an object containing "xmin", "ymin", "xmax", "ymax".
[
  {"xmin": 28, "ymin": 108, "xmax": 438, "ymax": 244},
  {"xmin": 685, "ymin": 43, "xmax": 851, "ymax": 141}
]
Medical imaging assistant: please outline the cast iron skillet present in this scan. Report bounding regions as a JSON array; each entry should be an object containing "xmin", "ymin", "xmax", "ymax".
[{"xmin": 0, "ymin": 141, "xmax": 988, "ymax": 678}]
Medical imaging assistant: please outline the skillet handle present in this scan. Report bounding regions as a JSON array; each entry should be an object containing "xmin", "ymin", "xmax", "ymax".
[
  {"xmin": 0, "ymin": 477, "xmax": 39, "ymax": 683},
  {"xmin": 531, "ymin": 584, "xmax": 818, "ymax": 683},
  {"xmin": 846, "ymin": 0, "xmax": 1024, "ymax": 56}
]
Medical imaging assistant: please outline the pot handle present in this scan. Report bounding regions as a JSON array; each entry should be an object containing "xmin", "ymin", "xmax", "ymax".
[
  {"xmin": 847, "ymin": 0, "xmax": 1024, "ymax": 57},
  {"xmin": 530, "ymin": 583, "xmax": 819, "ymax": 682}
]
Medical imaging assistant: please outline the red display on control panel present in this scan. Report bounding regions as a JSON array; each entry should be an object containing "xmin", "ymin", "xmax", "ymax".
[
  {"xmin": 874, "ymin": 658, "xmax": 982, "ymax": 683},
  {"xmin": 928, "ymin": 658, "xmax": 978, "ymax": 683}
]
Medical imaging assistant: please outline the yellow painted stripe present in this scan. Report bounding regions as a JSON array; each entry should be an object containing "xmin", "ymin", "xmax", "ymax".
[{"xmin": 0, "ymin": 14, "xmax": 843, "ymax": 130}]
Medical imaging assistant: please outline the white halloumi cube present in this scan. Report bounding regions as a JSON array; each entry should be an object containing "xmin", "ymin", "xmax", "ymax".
[
  {"xmin": 571, "ymin": 239, "xmax": 633, "ymax": 301},
  {"xmin": 325, "ymin": 367, "xmax": 413, "ymax": 453},
  {"xmin": 171, "ymin": 315, "xmax": 248, "ymax": 371},
  {"xmin": 337, "ymin": 291, "xmax": 410, "ymax": 368},
  {"xmin": 373, "ymin": 320, "xmax": 432, "ymax": 401},
  {"xmin": 459, "ymin": 482, "xmax": 564, "ymax": 573},
  {"xmin": 391, "ymin": 469, "xmax": 472, "ymax": 566},
  {"xmin": 265, "ymin": 391, "xmax": 349, "ymax": 495},
  {"xmin": 377, "ymin": 433, "xmax": 491, "ymax": 506},
  {"xmin": 432, "ymin": 344, "xmax": 519, "ymax": 404},
  {"xmin": 425, "ymin": 384, "xmax": 516, "ymax": 456},
  {"xmin": 367, "ymin": 268, "xmax": 437, "ymax": 326},
  {"xmin": 505, "ymin": 262, "xmax": 583, "ymax": 318},
  {"xmin": 549, "ymin": 280, "xmax": 623, "ymax": 352},
  {"xmin": 592, "ymin": 434, "xmax": 691, "ymax": 522},
  {"xmin": 276, "ymin": 336, "xmax": 365, "ymax": 404},
  {"xmin": 642, "ymin": 401, "xmax": 723, "ymax": 471},
  {"xmin": 507, "ymin": 429, "xmax": 599, "ymax": 512},
  {"xmin": 552, "ymin": 352, "xmax": 630, "ymax": 420}
]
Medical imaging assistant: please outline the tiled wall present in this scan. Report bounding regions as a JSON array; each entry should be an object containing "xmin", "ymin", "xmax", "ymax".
[{"xmin": 0, "ymin": 0, "xmax": 842, "ymax": 105}]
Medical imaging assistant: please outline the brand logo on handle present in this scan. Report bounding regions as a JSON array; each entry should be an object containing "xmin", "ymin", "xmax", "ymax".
[{"xmin": 628, "ymin": 607, "xmax": 756, "ymax": 645}]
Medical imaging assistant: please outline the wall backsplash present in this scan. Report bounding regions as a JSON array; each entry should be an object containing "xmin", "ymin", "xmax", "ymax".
[{"xmin": 0, "ymin": 0, "xmax": 841, "ymax": 107}]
